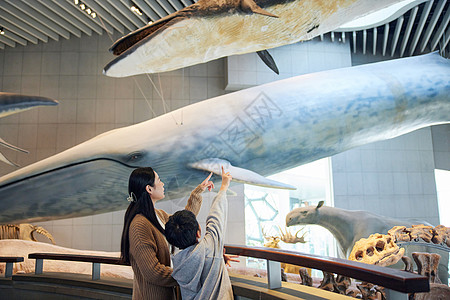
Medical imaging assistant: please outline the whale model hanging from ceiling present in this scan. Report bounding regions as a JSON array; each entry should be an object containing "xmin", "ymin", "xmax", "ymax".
[
  {"xmin": 103, "ymin": 0, "xmax": 405, "ymax": 77},
  {"xmin": 0, "ymin": 52, "xmax": 448, "ymax": 223},
  {"xmin": 0, "ymin": 93, "xmax": 58, "ymax": 167}
]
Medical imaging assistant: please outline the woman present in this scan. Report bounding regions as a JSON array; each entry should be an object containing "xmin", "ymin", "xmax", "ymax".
[{"xmin": 120, "ymin": 167, "xmax": 214, "ymax": 300}]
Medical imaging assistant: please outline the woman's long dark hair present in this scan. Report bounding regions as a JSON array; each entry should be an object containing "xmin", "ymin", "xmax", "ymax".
[{"xmin": 120, "ymin": 167, "xmax": 165, "ymax": 264}]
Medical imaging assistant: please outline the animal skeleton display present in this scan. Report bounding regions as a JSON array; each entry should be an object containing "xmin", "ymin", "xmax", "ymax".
[
  {"xmin": 348, "ymin": 224, "xmax": 450, "ymax": 269},
  {"xmin": 0, "ymin": 224, "xmax": 55, "ymax": 244},
  {"xmin": 285, "ymin": 201, "xmax": 434, "ymax": 257},
  {"xmin": 348, "ymin": 233, "xmax": 405, "ymax": 267},
  {"xmin": 262, "ymin": 226, "xmax": 308, "ymax": 274}
]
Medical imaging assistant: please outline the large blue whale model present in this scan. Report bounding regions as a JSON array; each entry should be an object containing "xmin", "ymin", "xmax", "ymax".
[
  {"xmin": 103, "ymin": 0, "xmax": 404, "ymax": 77},
  {"xmin": 0, "ymin": 93, "xmax": 58, "ymax": 167},
  {"xmin": 0, "ymin": 53, "xmax": 449, "ymax": 223}
]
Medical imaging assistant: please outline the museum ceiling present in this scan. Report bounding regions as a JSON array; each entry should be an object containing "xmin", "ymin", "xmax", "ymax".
[{"xmin": 0, "ymin": 0, "xmax": 448, "ymax": 57}]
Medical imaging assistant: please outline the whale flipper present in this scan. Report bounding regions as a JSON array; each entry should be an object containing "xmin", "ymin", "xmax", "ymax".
[
  {"xmin": 189, "ymin": 158, "xmax": 295, "ymax": 190},
  {"xmin": 257, "ymin": 50, "xmax": 280, "ymax": 74}
]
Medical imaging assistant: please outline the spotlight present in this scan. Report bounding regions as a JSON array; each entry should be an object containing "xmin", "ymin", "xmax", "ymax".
[
  {"xmin": 130, "ymin": 6, "xmax": 142, "ymax": 16},
  {"xmin": 0, "ymin": 28, "xmax": 4, "ymax": 35},
  {"xmin": 91, "ymin": 12, "xmax": 96, "ymax": 18},
  {"xmin": 86, "ymin": 8, "xmax": 91, "ymax": 14},
  {"xmin": 80, "ymin": 3, "xmax": 85, "ymax": 10},
  {"xmin": 74, "ymin": 0, "xmax": 79, "ymax": 5}
]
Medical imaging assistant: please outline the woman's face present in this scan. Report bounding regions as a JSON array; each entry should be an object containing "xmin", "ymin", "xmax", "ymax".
[{"xmin": 147, "ymin": 171, "xmax": 165, "ymax": 202}]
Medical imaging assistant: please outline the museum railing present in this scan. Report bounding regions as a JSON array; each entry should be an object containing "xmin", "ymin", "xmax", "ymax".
[
  {"xmin": 224, "ymin": 244, "xmax": 430, "ymax": 299},
  {"xmin": 28, "ymin": 253, "xmax": 125, "ymax": 280},
  {"xmin": 0, "ymin": 256, "xmax": 24, "ymax": 278},
  {"xmin": 27, "ymin": 245, "xmax": 430, "ymax": 299}
]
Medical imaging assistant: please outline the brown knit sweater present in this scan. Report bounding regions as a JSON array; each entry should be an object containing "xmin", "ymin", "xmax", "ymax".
[{"xmin": 129, "ymin": 186, "xmax": 204, "ymax": 300}]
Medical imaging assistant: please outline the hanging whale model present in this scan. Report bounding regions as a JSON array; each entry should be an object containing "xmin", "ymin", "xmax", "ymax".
[
  {"xmin": 0, "ymin": 53, "xmax": 448, "ymax": 223},
  {"xmin": 0, "ymin": 93, "xmax": 58, "ymax": 167},
  {"xmin": 103, "ymin": 0, "xmax": 404, "ymax": 77}
]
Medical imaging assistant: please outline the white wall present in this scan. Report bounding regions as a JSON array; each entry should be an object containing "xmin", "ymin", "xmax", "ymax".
[{"xmin": 331, "ymin": 127, "xmax": 441, "ymax": 226}]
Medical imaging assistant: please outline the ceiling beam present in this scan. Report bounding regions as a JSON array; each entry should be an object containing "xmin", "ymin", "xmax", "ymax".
[
  {"xmin": 156, "ymin": 0, "xmax": 176, "ymax": 14},
  {"xmin": 0, "ymin": 35, "xmax": 16, "ymax": 48},
  {"xmin": 419, "ymin": 0, "xmax": 446, "ymax": 52},
  {"xmin": 0, "ymin": 31, "xmax": 23, "ymax": 46},
  {"xmin": 168, "ymin": 0, "xmax": 183, "ymax": 11},
  {"xmin": 391, "ymin": 15, "xmax": 404, "ymax": 56},
  {"xmin": 382, "ymin": 23, "xmax": 389, "ymax": 56},
  {"xmin": 108, "ymin": 0, "xmax": 146, "ymax": 28},
  {"xmin": 0, "ymin": 0, "xmax": 58, "ymax": 41},
  {"xmin": 399, "ymin": 6, "xmax": 418, "ymax": 57},
  {"xmin": 120, "ymin": 0, "xmax": 149, "ymax": 24},
  {"xmin": 48, "ymin": 0, "xmax": 105, "ymax": 36},
  {"xmin": 145, "ymin": 0, "xmax": 169, "ymax": 18},
  {"xmin": 82, "ymin": 0, "xmax": 122, "ymax": 34},
  {"xmin": 133, "ymin": 0, "xmax": 160, "ymax": 22},
  {"xmin": 373, "ymin": 27, "xmax": 377, "ymax": 55},
  {"xmin": 5, "ymin": 0, "xmax": 70, "ymax": 40},
  {"xmin": 362, "ymin": 29, "xmax": 367, "ymax": 54},
  {"xmin": 352, "ymin": 31, "xmax": 356, "ymax": 53},
  {"xmin": 38, "ymin": 0, "xmax": 92, "ymax": 36},
  {"xmin": 409, "ymin": 0, "xmax": 434, "ymax": 55},
  {"xmin": 21, "ymin": 0, "xmax": 82, "ymax": 38},
  {"xmin": 430, "ymin": 1, "xmax": 450, "ymax": 51},
  {"xmin": 93, "ymin": 0, "xmax": 135, "ymax": 32},
  {"xmin": 0, "ymin": 8, "xmax": 47, "ymax": 43},
  {"xmin": 0, "ymin": 17, "xmax": 37, "ymax": 44}
]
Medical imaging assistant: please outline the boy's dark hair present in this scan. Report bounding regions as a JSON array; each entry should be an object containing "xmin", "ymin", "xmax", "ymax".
[{"xmin": 165, "ymin": 210, "xmax": 199, "ymax": 249}]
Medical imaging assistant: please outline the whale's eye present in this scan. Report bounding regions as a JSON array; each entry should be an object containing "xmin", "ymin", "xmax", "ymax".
[{"xmin": 128, "ymin": 152, "xmax": 142, "ymax": 162}]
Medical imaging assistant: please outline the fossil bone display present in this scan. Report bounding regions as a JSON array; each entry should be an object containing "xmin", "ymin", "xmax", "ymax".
[
  {"xmin": 403, "ymin": 252, "xmax": 450, "ymax": 300},
  {"xmin": 0, "ymin": 224, "xmax": 55, "ymax": 244},
  {"xmin": 412, "ymin": 252, "xmax": 442, "ymax": 284},
  {"xmin": 388, "ymin": 224, "xmax": 450, "ymax": 248},
  {"xmin": 262, "ymin": 226, "xmax": 308, "ymax": 274},
  {"xmin": 348, "ymin": 233, "xmax": 405, "ymax": 267}
]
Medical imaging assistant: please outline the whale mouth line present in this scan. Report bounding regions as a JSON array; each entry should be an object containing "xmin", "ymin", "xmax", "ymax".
[{"xmin": 0, "ymin": 158, "xmax": 138, "ymax": 189}]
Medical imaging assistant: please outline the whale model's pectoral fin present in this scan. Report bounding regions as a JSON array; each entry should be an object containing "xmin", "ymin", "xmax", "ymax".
[
  {"xmin": 0, "ymin": 137, "xmax": 29, "ymax": 154},
  {"xmin": 188, "ymin": 158, "xmax": 295, "ymax": 190},
  {"xmin": 240, "ymin": 0, "xmax": 279, "ymax": 18},
  {"xmin": 257, "ymin": 50, "xmax": 280, "ymax": 74}
]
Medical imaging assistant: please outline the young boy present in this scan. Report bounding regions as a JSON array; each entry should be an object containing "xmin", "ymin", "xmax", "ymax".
[{"xmin": 165, "ymin": 167, "xmax": 233, "ymax": 300}]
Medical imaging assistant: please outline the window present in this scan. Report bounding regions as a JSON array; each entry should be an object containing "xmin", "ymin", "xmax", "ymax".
[{"xmin": 244, "ymin": 158, "xmax": 335, "ymax": 276}]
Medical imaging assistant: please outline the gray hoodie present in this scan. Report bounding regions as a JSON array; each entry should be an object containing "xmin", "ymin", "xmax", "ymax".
[{"xmin": 171, "ymin": 190, "xmax": 233, "ymax": 300}]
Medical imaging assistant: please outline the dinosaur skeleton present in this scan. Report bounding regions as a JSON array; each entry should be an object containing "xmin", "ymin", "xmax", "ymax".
[{"xmin": 0, "ymin": 224, "xmax": 55, "ymax": 244}]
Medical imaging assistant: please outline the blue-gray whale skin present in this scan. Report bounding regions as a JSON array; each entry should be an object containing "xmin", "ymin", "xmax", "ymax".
[
  {"xmin": 0, "ymin": 93, "xmax": 59, "ymax": 166},
  {"xmin": 0, "ymin": 53, "xmax": 448, "ymax": 223}
]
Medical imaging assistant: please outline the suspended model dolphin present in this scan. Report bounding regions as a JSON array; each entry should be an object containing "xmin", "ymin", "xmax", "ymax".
[
  {"xmin": 0, "ymin": 53, "xmax": 449, "ymax": 223},
  {"xmin": 0, "ymin": 93, "xmax": 58, "ymax": 167},
  {"xmin": 103, "ymin": 0, "xmax": 404, "ymax": 77}
]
